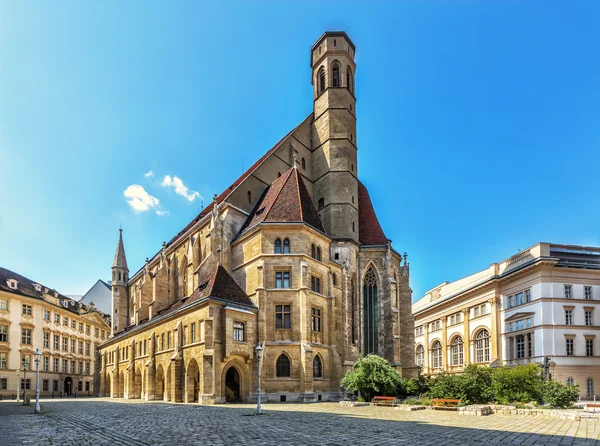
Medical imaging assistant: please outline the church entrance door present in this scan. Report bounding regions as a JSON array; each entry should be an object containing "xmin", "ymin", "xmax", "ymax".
[
  {"xmin": 225, "ymin": 367, "xmax": 240, "ymax": 402},
  {"xmin": 64, "ymin": 377, "xmax": 73, "ymax": 396}
]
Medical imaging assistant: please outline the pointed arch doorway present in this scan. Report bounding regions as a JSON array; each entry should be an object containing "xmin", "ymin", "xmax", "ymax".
[{"xmin": 225, "ymin": 367, "xmax": 240, "ymax": 402}]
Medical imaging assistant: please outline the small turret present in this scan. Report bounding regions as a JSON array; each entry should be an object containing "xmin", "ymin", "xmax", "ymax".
[{"xmin": 111, "ymin": 229, "xmax": 129, "ymax": 335}]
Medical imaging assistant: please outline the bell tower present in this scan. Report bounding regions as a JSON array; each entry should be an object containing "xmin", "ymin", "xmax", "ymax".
[
  {"xmin": 111, "ymin": 228, "xmax": 129, "ymax": 335},
  {"xmin": 310, "ymin": 32, "xmax": 359, "ymax": 243}
]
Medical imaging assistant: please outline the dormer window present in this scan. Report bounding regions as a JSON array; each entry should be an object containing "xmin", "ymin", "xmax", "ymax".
[
  {"xmin": 7, "ymin": 279, "xmax": 17, "ymax": 290},
  {"xmin": 33, "ymin": 283, "xmax": 42, "ymax": 292}
]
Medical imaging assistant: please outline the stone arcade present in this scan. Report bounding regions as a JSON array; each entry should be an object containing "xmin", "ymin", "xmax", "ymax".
[{"xmin": 98, "ymin": 31, "xmax": 417, "ymax": 404}]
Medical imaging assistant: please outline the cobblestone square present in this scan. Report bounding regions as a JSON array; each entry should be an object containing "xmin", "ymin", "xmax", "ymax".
[{"xmin": 1, "ymin": 398, "xmax": 600, "ymax": 445}]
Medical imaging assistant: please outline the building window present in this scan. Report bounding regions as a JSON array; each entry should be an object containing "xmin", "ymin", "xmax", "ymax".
[
  {"xmin": 86, "ymin": 325, "xmax": 90, "ymax": 335},
  {"xmin": 313, "ymin": 355, "xmax": 322, "ymax": 378},
  {"xmin": 585, "ymin": 286, "xmax": 593, "ymax": 300},
  {"xmin": 451, "ymin": 336, "xmax": 464, "ymax": 366},
  {"xmin": 20, "ymin": 379, "xmax": 31, "ymax": 390},
  {"xmin": 62, "ymin": 359, "xmax": 67, "ymax": 372},
  {"xmin": 71, "ymin": 320, "xmax": 76, "ymax": 330},
  {"xmin": 44, "ymin": 309, "xmax": 50, "ymax": 320},
  {"xmin": 86, "ymin": 342, "xmax": 91, "ymax": 356},
  {"xmin": 516, "ymin": 334, "xmax": 526, "ymax": 359},
  {"xmin": 586, "ymin": 310, "xmax": 594, "ymax": 326},
  {"xmin": 316, "ymin": 247, "xmax": 322, "ymax": 261},
  {"xmin": 567, "ymin": 377, "xmax": 575, "ymax": 386},
  {"xmin": 564, "ymin": 284, "xmax": 573, "ymax": 299},
  {"xmin": 311, "ymin": 276, "xmax": 321, "ymax": 294},
  {"xmin": 416, "ymin": 345, "xmax": 425, "ymax": 367},
  {"xmin": 318, "ymin": 67, "xmax": 325, "ymax": 94},
  {"xmin": 0, "ymin": 299, "xmax": 7, "ymax": 311},
  {"xmin": 276, "ymin": 354, "xmax": 291, "ymax": 377},
  {"xmin": 275, "ymin": 271, "xmax": 291, "ymax": 288},
  {"xmin": 566, "ymin": 338, "xmax": 574, "ymax": 356},
  {"xmin": 332, "ymin": 63, "xmax": 340, "ymax": 87},
  {"xmin": 21, "ymin": 328, "xmax": 32, "ymax": 345},
  {"xmin": 191, "ymin": 323, "xmax": 196, "ymax": 343},
  {"xmin": 0, "ymin": 325, "xmax": 7, "ymax": 342},
  {"xmin": 0, "ymin": 378, "xmax": 7, "ymax": 390},
  {"xmin": 301, "ymin": 157, "xmax": 306, "ymax": 170},
  {"xmin": 363, "ymin": 267, "xmax": 379, "ymax": 355},
  {"xmin": 565, "ymin": 309, "xmax": 573, "ymax": 325},
  {"xmin": 78, "ymin": 341, "xmax": 83, "ymax": 355},
  {"xmin": 247, "ymin": 190, "xmax": 252, "ymax": 204},
  {"xmin": 311, "ymin": 244, "xmax": 316, "ymax": 259},
  {"xmin": 311, "ymin": 308, "xmax": 321, "ymax": 332},
  {"xmin": 283, "ymin": 238, "xmax": 290, "ymax": 254},
  {"xmin": 275, "ymin": 238, "xmax": 282, "ymax": 254},
  {"xmin": 431, "ymin": 341, "xmax": 442, "ymax": 368},
  {"xmin": 346, "ymin": 67, "xmax": 353, "ymax": 94},
  {"xmin": 233, "ymin": 322, "xmax": 245, "ymax": 342},
  {"xmin": 587, "ymin": 339, "xmax": 594, "ymax": 357},
  {"xmin": 332, "ymin": 273, "xmax": 337, "ymax": 286},
  {"xmin": 95, "ymin": 327, "xmax": 99, "ymax": 337},
  {"xmin": 53, "ymin": 358, "xmax": 59, "ymax": 372},
  {"xmin": 275, "ymin": 305, "xmax": 291, "ymax": 329},
  {"xmin": 54, "ymin": 313, "xmax": 60, "ymax": 323},
  {"xmin": 475, "ymin": 329, "xmax": 490, "ymax": 362},
  {"xmin": 43, "ymin": 332, "xmax": 49, "ymax": 348},
  {"xmin": 587, "ymin": 377, "xmax": 595, "ymax": 398},
  {"xmin": 71, "ymin": 339, "xmax": 76, "ymax": 353},
  {"xmin": 318, "ymin": 198, "xmax": 325, "ymax": 209},
  {"xmin": 0, "ymin": 352, "xmax": 6, "ymax": 369},
  {"xmin": 22, "ymin": 304, "xmax": 32, "ymax": 315}
]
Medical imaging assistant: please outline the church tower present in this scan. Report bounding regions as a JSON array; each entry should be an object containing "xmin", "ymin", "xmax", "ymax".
[
  {"xmin": 111, "ymin": 229, "xmax": 129, "ymax": 335},
  {"xmin": 310, "ymin": 32, "xmax": 359, "ymax": 243}
]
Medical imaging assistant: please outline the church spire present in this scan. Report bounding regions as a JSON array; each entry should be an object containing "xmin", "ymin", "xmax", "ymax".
[{"xmin": 113, "ymin": 228, "xmax": 128, "ymax": 270}]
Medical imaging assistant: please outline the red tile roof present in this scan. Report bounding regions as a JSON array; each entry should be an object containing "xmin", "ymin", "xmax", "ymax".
[
  {"xmin": 238, "ymin": 166, "xmax": 325, "ymax": 236},
  {"xmin": 358, "ymin": 181, "xmax": 389, "ymax": 246}
]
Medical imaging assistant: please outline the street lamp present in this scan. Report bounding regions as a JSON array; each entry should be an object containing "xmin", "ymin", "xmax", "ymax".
[
  {"xmin": 16, "ymin": 369, "xmax": 20, "ymax": 401},
  {"xmin": 34, "ymin": 348, "xmax": 42, "ymax": 413},
  {"xmin": 255, "ymin": 343, "xmax": 263, "ymax": 415},
  {"xmin": 22, "ymin": 360, "xmax": 29, "ymax": 405}
]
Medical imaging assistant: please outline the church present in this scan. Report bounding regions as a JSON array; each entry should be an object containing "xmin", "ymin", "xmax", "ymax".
[{"xmin": 98, "ymin": 31, "xmax": 417, "ymax": 404}]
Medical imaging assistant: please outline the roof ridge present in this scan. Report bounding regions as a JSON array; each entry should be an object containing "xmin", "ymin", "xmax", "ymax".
[{"xmin": 295, "ymin": 169, "xmax": 304, "ymax": 223}]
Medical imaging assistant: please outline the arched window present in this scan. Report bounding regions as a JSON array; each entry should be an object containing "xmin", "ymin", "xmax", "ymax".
[
  {"xmin": 313, "ymin": 355, "xmax": 322, "ymax": 378},
  {"xmin": 351, "ymin": 277, "xmax": 356, "ymax": 343},
  {"xmin": 416, "ymin": 345, "xmax": 425, "ymax": 367},
  {"xmin": 283, "ymin": 238, "xmax": 290, "ymax": 254},
  {"xmin": 301, "ymin": 157, "xmax": 306, "ymax": 170},
  {"xmin": 587, "ymin": 377, "xmax": 595, "ymax": 398},
  {"xmin": 247, "ymin": 190, "xmax": 252, "ymax": 204},
  {"xmin": 451, "ymin": 336, "xmax": 464, "ymax": 366},
  {"xmin": 432, "ymin": 341, "xmax": 442, "ymax": 368},
  {"xmin": 363, "ymin": 267, "xmax": 379, "ymax": 354},
  {"xmin": 311, "ymin": 244, "xmax": 316, "ymax": 259},
  {"xmin": 475, "ymin": 329, "xmax": 490, "ymax": 363},
  {"xmin": 318, "ymin": 67, "xmax": 325, "ymax": 94},
  {"xmin": 332, "ymin": 63, "xmax": 340, "ymax": 87},
  {"xmin": 316, "ymin": 247, "xmax": 322, "ymax": 261},
  {"xmin": 566, "ymin": 377, "xmax": 575, "ymax": 386},
  {"xmin": 276, "ymin": 354, "xmax": 291, "ymax": 377},
  {"xmin": 346, "ymin": 67, "xmax": 353, "ymax": 94},
  {"xmin": 274, "ymin": 239, "xmax": 282, "ymax": 254}
]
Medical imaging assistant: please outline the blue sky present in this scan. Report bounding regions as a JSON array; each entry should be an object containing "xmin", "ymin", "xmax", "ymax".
[{"xmin": 1, "ymin": 1, "xmax": 599, "ymax": 300}]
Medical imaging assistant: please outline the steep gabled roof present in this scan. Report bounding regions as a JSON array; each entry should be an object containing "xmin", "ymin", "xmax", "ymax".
[
  {"xmin": 358, "ymin": 181, "xmax": 389, "ymax": 246},
  {"xmin": 238, "ymin": 166, "xmax": 325, "ymax": 236}
]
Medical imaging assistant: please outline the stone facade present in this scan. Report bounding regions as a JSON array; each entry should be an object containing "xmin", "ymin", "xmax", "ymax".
[{"xmin": 98, "ymin": 31, "xmax": 417, "ymax": 405}]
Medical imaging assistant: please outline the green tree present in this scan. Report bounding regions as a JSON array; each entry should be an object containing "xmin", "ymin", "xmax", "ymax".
[
  {"xmin": 341, "ymin": 355, "xmax": 402, "ymax": 401},
  {"xmin": 542, "ymin": 380, "xmax": 580, "ymax": 408},
  {"xmin": 426, "ymin": 365, "xmax": 492, "ymax": 405},
  {"xmin": 490, "ymin": 363, "xmax": 543, "ymax": 404}
]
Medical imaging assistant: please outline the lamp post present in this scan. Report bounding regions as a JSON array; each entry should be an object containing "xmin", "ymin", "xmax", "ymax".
[
  {"xmin": 22, "ymin": 360, "xmax": 29, "ymax": 405},
  {"xmin": 34, "ymin": 348, "xmax": 42, "ymax": 413},
  {"xmin": 255, "ymin": 343, "xmax": 263, "ymax": 415},
  {"xmin": 16, "ymin": 369, "xmax": 20, "ymax": 401}
]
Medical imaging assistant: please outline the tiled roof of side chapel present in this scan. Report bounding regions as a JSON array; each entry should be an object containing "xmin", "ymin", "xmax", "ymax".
[
  {"xmin": 238, "ymin": 165, "xmax": 325, "ymax": 237},
  {"xmin": 358, "ymin": 181, "xmax": 389, "ymax": 246}
]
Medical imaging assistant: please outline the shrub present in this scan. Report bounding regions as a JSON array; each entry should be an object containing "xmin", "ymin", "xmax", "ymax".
[
  {"xmin": 542, "ymin": 380, "xmax": 580, "ymax": 409},
  {"xmin": 396, "ymin": 378, "xmax": 421, "ymax": 399},
  {"xmin": 426, "ymin": 365, "xmax": 492, "ymax": 405},
  {"xmin": 403, "ymin": 397, "xmax": 421, "ymax": 405},
  {"xmin": 490, "ymin": 363, "xmax": 543, "ymax": 405},
  {"xmin": 341, "ymin": 355, "xmax": 402, "ymax": 402}
]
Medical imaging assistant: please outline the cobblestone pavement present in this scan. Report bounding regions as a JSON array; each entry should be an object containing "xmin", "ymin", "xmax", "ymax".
[{"xmin": 1, "ymin": 398, "xmax": 600, "ymax": 445}]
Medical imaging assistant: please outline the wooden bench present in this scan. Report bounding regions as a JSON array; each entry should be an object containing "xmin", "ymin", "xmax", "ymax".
[
  {"xmin": 371, "ymin": 396, "xmax": 398, "ymax": 406},
  {"xmin": 431, "ymin": 398, "xmax": 461, "ymax": 410}
]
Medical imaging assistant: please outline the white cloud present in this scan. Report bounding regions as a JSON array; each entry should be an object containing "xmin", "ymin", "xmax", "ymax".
[
  {"xmin": 155, "ymin": 210, "xmax": 169, "ymax": 217},
  {"xmin": 161, "ymin": 175, "xmax": 201, "ymax": 202},
  {"xmin": 144, "ymin": 170, "xmax": 154, "ymax": 178},
  {"xmin": 123, "ymin": 184, "xmax": 160, "ymax": 213}
]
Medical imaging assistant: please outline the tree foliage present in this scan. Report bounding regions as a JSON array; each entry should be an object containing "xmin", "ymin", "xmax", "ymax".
[
  {"xmin": 490, "ymin": 363, "xmax": 543, "ymax": 404},
  {"xmin": 427, "ymin": 365, "xmax": 493, "ymax": 404},
  {"xmin": 341, "ymin": 355, "xmax": 401, "ymax": 401},
  {"xmin": 542, "ymin": 380, "xmax": 580, "ymax": 409}
]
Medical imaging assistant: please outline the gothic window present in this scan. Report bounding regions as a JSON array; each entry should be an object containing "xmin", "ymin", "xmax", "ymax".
[
  {"xmin": 316, "ymin": 247, "xmax": 322, "ymax": 261},
  {"xmin": 475, "ymin": 329, "xmax": 490, "ymax": 363},
  {"xmin": 313, "ymin": 355, "xmax": 322, "ymax": 378},
  {"xmin": 416, "ymin": 345, "xmax": 425, "ymax": 367},
  {"xmin": 276, "ymin": 354, "xmax": 291, "ymax": 377},
  {"xmin": 432, "ymin": 341, "xmax": 442, "ymax": 368},
  {"xmin": 451, "ymin": 336, "xmax": 464, "ymax": 366},
  {"xmin": 283, "ymin": 238, "xmax": 290, "ymax": 254},
  {"xmin": 332, "ymin": 273, "xmax": 337, "ymax": 286},
  {"xmin": 318, "ymin": 67, "xmax": 325, "ymax": 94},
  {"xmin": 332, "ymin": 63, "xmax": 340, "ymax": 87},
  {"xmin": 311, "ymin": 244, "xmax": 316, "ymax": 259},
  {"xmin": 275, "ymin": 238, "xmax": 282, "ymax": 254},
  {"xmin": 363, "ymin": 267, "xmax": 379, "ymax": 355},
  {"xmin": 233, "ymin": 322, "xmax": 244, "ymax": 342},
  {"xmin": 346, "ymin": 67, "xmax": 353, "ymax": 94}
]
